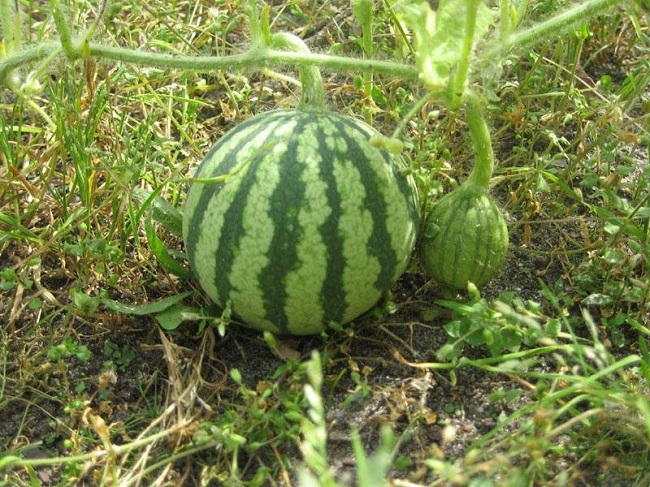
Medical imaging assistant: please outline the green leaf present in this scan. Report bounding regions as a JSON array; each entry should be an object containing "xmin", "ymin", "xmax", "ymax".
[
  {"xmin": 395, "ymin": 0, "xmax": 494, "ymax": 94},
  {"xmin": 0, "ymin": 268, "xmax": 17, "ymax": 291},
  {"xmin": 154, "ymin": 302, "xmax": 201, "ymax": 330},
  {"xmin": 436, "ymin": 342, "xmax": 462, "ymax": 361},
  {"xmin": 131, "ymin": 187, "xmax": 183, "ymax": 236},
  {"xmin": 102, "ymin": 291, "xmax": 192, "ymax": 315},
  {"xmin": 230, "ymin": 368, "xmax": 243, "ymax": 384},
  {"xmin": 544, "ymin": 318, "xmax": 561, "ymax": 338},
  {"xmin": 436, "ymin": 299, "xmax": 475, "ymax": 315},
  {"xmin": 498, "ymin": 328, "xmax": 522, "ymax": 352},
  {"xmin": 75, "ymin": 345, "xmax": 92, "ymax": 362},
  {"xmin": 443, "ymin": 319, "xmax": 465, "ymax": 338},
  {"xmin": 582, "ymin": 293, "xmax": 613, "ymax": 306},
  {"xmin": 466, "ymin": 328, "xmax": 487, "ymax": 346},
  {"xmin": 635, "ymin": 206, "xmax": 650, "ymax": 218},
  {"xmin": 639, "ymin": 336, "xmax": 650, "ymax": 383},
  {"xmin": 354, "ymin": 425, "xmax": 395, "ymax": 487},
  {"xmin": 352, "ymin": 0, "xmax": 373, "ymax": 28},
  {"xmin": 71, "ymin": 290, "xmax": 100, "ymax": 314},
  {"xmin": 47, "ymin": 345, "xmax": 66, "ymax": 361},
  {"xmin": 468, "ymin": 476, "xmax": 496, "ymax": 487},
  {"xmin": 145, "ymin": 213, "xmax": 192, "ymax": 279}
]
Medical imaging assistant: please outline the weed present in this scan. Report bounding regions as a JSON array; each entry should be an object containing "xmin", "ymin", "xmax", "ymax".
[
  {"xmin": 102, "ymin": 340, "xmax": 136, "ymax": 370},
  {"xmin": 47, "ymin": 337, "xmax": 92, "ymax": 362}
]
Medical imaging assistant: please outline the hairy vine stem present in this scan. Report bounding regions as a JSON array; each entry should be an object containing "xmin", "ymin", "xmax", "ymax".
[
  {"xmin": 0, "ymin": 0, "xmax": 626, "ymax": 108},
  {"xmin": 269, "ymin": 32, "xmax": 326, "ymax": 112},
  {"xmin": 0, "ymin": 42, "xmax": 420, "ymax": 86},
  {"xmin": 464, "ymin": 90, "xmax": 495, "ymax": 194},
  {"xmin": 480, "ymin": 0, "xmax": 623, "ymax": 67},
  {"xmin": 448, "ymin": 0, "xmax": 481, "ymax": 110}
]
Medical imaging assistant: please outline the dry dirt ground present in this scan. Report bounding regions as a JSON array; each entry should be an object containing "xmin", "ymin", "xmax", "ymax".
[{"xmin": 0, "ymin": 235, "xmax": 629, "ymax": 485}]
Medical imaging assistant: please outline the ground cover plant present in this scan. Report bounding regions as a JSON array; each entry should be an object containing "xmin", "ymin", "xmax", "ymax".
[{"xmin": 1, "ymin": 0, "xmax": 649, "ymax": 485}]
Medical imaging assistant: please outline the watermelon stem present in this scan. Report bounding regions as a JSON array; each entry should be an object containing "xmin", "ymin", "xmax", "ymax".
[
  {"xmin": 270, "ymin": 32, "xmax": 326, "ymax": 113},
  {"xmin": 249, "ymin": 1, "xmax": 326, "ymax": 112},
  {"xmin": 463, "ymin": 91, "xmax": 494, "ymax": 194},
  {"xmin": 447, "ymin": 0, "xmax": 481, "ymax": 111}
]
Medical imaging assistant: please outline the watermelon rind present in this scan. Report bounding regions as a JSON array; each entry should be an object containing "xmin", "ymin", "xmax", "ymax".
[
  {"xmin": 421, "ymin": 186, "xmax": 508, "ymax": 290},
  {"xmin": 183, "ymin": 110, "xmax": 420, "ymax": 335}
]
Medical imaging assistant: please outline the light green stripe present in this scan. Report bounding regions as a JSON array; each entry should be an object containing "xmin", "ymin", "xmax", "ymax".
[
  {"xmin": 331, "ymin": 147, "xmax": 381, "ymax": 324},
  {"xmin": 183, "ymin": 118, "xmax": 272, "ymax": 229},
  {"xmin": 346, "ymin": 121, "xmax": 417, "ymax": 280},
  {"xmin": 228, "ymin": 120, "xmax": 297, "ymax": 330},
  {"xmin": 323, "ymin": 121, "xmax": 349, "ymax": 152},
  {"xmin": 188, "ymin": 140, "xmax": 255, "ymax": 304},
  {"xmin": 284, "ymin": 123, "xmax": 330, "ymax": 333},
  {"xmin": 191, "ymin": 118, "xmax": 291, "ymax": 311}
]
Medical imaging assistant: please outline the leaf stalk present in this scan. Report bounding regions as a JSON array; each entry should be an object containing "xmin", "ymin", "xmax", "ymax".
[{"xmin": 464, "ymin": 91, "xmax": 495, "ymax": 193}]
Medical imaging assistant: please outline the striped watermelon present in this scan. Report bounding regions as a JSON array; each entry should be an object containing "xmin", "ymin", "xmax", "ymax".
[
  {"xmin": 183, "ymin": 109, "xmax": 419, "ymax": 335},
  {"xmin": 421, "ymin": 186, "xmax": 508, "ymax": 289}
]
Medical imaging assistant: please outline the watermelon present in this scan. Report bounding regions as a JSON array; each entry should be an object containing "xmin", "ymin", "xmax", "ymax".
[
  {"xmin": 421, "ymin": 185, "xmax": 508, "ymax": 289},
  {"xmin": 183, "ymin": 109, "xmax": 419, "ymax": 335},
  {"xmin": 420, "ymin": 92, "xmax": 509, "ymax": 290}
]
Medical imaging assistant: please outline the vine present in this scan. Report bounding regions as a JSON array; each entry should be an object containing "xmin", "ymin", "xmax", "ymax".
[
  {"xmin": 0, "ymin": 40, "xmax": 420, "ymax": 87},
  {"xmin": 0, "ymin": 0, "xmax": 627, "ymax": 111}
]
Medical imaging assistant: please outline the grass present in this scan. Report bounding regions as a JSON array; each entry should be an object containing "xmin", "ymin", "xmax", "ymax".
[{"xmin": 1, "ymin": 0, "xmax": 649, "ymax": 485}]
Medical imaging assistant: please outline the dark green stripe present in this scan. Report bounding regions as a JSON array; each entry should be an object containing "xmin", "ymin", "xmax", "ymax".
[
  {"xmin": 448, "ymin": 194, "xmax": 470, "ymax": 286},
  {"xmin": 186, "ymin": 116, "xmax": 266, "ymax": 271},
  {"xmin": 212, "ymin": 154, "xmax": 269, "ymax": 307},
  {"xmin": 185, "ymin": 111, "xmax": 292, "ymax": 300},
  {"xmin": 474, "ymin": 197, "xmax": 490, "ymax": 285},
  {"xmin": 193, "ymin": 110, "xmax": 291, "ymax": 179},
  {"xmin": 491, "ymin": 205, "xmax": 508, "ymax": 280},
  {"xmin": 431, "ymin": 190, "xmax": 467, "ymax": 286},
  {"xmin": 314, "ymin": 117, "xmax": 347, "ymax": 326},
  {"xmin": 334, "ymin": 116, "xmax": 396, "ymax": 296},
  {"xmin": 258, "ymin": 122, "xmax": 310, "ymax": 333}
]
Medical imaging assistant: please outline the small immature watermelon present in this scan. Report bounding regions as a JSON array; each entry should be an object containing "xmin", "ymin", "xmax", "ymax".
[
  {"xmin": 183, "ymin": 110, "xmax": 419, "ymax": 335},
  {"xmin": 421, "ymin": 185, "xmax": 508, "ymax": 290}
]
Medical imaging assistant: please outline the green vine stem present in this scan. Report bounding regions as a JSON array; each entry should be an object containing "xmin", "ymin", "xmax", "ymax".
[
  {"xmin": 0, "ymin": 421, "xmax": 192, "ymax": 472},
  {"xmin": 448, "ymin": 0, "xmax": 480, "ymax": 110},
  {"xmin": 0, "ymin": 0, "xmax": 20, "ymax": 86},
  {"xmin": 269, "ymin": 32, "xmax": 326, "ymax": 112},
  {"xmin": 463, "ymin": 91, "xmax": 494, "ymax": 194},
  {"xmin": 0, "ymin": 0, "xmax": 18, "ymax": 54},
  {"xmin": 500, "ymin": 0, "xmax": 511, "ymax": 40},
  {"xmin": 49, "ymin": 0, "xmax": 80, "ymax": 59},
  {"xmin": 0, "ymin": 42, "xmax": 420, "ymax": 87},
  {"xmin": 76, "ymin": 0, "xmax": 109, "ymax": 56},
  {"xmin": 390, "ymin": 91, "xmax": 433, "ymax": 140},
  {"xmin": 0, "ymin": 0, "xmax": 625, "ymax": 98},
  {"xmin": 353, "ymin": 0, "xmax": 375, "ymax": 122},
  {"xmin": 480, "ymin": 0, "xmax": 622, "ymax": 66}
]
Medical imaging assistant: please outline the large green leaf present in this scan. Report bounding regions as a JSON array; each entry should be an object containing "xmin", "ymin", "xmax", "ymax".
[{"xmin": 395, "ymin": 0, "xmax": 494, "ymax": 95}]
